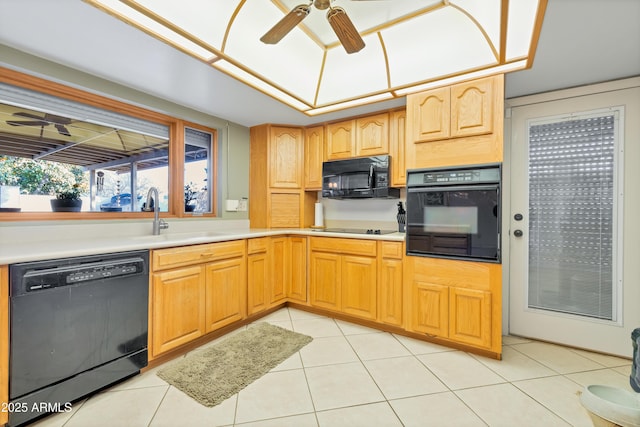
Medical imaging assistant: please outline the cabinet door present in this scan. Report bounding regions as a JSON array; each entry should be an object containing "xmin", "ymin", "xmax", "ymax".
[
  {"xmin": 304, "ymin": 126, "xmax": 324, "ymax": 190},
  {"xmin": 341, "ymin": 255, "xmax": 377, "ymax": 320},
  {"xmin": 389, "ymin": 109, "xmax": 407, "ymax": 186},
  {"xmin": 151, "ymin": 266, "xmax": 206, "ymax": 357},
  {"xmin": 205, "ymin": 257, "xmax": 246, "ymax": 332},
  {"xmin": 326, "ymin": 120, "xmax": 355, "ymax": 160},
  {"xmin": 247, "ymin": 252, "xmax": 268, "ymax": 315},
  {"xmin": 410, "ymin": 281, "xmax": 448, "ymax": 337},
  {"xmin": 379, "ymin": 257, "xmax": 403, "ymax": 326},
  {"xmin": 450, "ymin": 77, "xmax": 494, "ymax": 138},
  {"xmin": 355, "ymin": 113, "xmax": 389, "ymax": 156},
  {"xmin": 269, "ymin": 126, "xmax": 303, "ymax": 188},
  {"xmin": 408, "ymin": 87, "xmax": 450, "ymax": 143},
  {"xmin": 309, "ymin": 251, "xmax": 341, "ymax": 310},
  {"xmin": 269, "ymin": 192, "xmax": 301, "ymax": 228},
  {"xmin": 270, "ymin": 237, "xmax": 287, "ymax": 304},
  {"xmin": 288, "ymin": 236, "xmax": 308, "ymax": 302},
  {"xmin": 449, "ymin": 287, "xmax": 492, "ymax": 348}
]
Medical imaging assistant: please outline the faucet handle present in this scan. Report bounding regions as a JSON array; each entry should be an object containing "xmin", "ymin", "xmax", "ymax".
[{"xmin": 159, "ymin": 219, "xmax": 169, "ymax": 230}]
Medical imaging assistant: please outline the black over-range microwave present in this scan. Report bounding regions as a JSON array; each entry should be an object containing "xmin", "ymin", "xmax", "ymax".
[
  {"xmin": 406, "ymin": 163, "xmax": 501, "ymax": 263},
  {"xmin": 322, "ymin": 155, "xmax": 400, "ymax": 199}
]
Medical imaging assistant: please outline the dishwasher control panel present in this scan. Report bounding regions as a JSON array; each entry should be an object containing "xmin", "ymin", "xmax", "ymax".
[{"xmin": 10, "ymin": 252, "xmax": 148, "ymax": 295}]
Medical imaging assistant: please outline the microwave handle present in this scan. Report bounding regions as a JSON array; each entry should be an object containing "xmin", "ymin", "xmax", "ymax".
[{"xmin": 368, "ymin": 164, "xmax": 374, "ymax": 189}]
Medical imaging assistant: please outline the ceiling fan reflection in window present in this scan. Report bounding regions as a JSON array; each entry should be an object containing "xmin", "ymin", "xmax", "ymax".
[
  {"xmin": 260, "ymin": 0, "xmax": 385, "ymax": 54},
  {"xmin": 7, "ymin": 112, "xmax": 72, "ymax": 137}
]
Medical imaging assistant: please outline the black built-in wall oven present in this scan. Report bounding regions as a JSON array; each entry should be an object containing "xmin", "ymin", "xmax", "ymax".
[{"xmin": 406, "ymin": 163, "xmax": 501, "ymax": 263}]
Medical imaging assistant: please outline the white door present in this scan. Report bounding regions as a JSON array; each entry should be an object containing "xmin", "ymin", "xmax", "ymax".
[{"xmin": 508, "ymin": 83, "xmax": 640, "ymax": 357}]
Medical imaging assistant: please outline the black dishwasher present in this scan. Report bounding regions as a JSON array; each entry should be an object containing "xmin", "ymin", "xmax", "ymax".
[{"xmin": 8, "ymin": 250, "xmax": 149, "ymax": 426}]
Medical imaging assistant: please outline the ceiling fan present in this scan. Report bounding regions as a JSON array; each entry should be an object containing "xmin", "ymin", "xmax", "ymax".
[
  {"xmin": 261, "ymin": 0, "xmax": 383, "ymax": 54},
  {"xmin": 6, "ymin": 112, "xmax": 72, "ymax": 137}
]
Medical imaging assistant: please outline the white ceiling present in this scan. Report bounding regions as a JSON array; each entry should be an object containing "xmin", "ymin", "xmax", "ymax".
[{"xmin": 0, "ymin": 0, "xmax": 638, "ymax": 128}]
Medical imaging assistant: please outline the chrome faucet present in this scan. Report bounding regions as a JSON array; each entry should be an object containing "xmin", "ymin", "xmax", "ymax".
[{"xmin": 143, "ymin": 187, "xmax": 169, "ymax": 235}]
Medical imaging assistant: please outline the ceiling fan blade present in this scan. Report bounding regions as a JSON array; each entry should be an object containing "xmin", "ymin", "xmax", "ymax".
[
  {"xmin": 44, "ymin": 113, "xmax": 72, "ymax": 125},
  {"xmin": 6, "ymin": 120, "xmax": 48, "ymax": 127},
  {"xmin": 55, "ymin": 124, "xmax": 72, "ymax": 136},
  {"xmin": 260, "ymin": 4, "xmax": 311, "ymax": 44},
  {"xmin": 327, "ymin": 7, "xmax": 365, "ymax": 54},
  {"xmin": 12, "ymin": 111, "xmax": 46, "ymax": 120}
]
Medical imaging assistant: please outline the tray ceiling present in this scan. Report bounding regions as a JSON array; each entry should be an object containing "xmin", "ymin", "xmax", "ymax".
[{"xmin": 86, "ymin": 0, "xmax": 547, "ymax": 115}]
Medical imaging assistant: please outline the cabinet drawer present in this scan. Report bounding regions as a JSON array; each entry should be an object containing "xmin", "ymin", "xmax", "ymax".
[
  {"xmin": 152, "ymin": 240, "xmax": 245, "ymax": 270},
  {"xmin": 247, "ymin": 237, "xmax": 269, "ymax": 254},
  {"xmin": 310, "ymin": 237, "xmax": 377, "ymax": 257},
  {"xmin": 380, "ymin": 241, "xmax": 403, "ymax": 259}
]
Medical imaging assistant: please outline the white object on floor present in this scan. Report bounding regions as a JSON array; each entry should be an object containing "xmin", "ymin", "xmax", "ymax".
[{"xmin": 580, "ymin": 384, "xmax": 640, "ymax": 427}]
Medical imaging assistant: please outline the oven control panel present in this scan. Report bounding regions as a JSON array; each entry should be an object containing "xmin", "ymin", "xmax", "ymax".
[{"xmin": 407, "ymin": 164, "xmax": 501, "ymax": 187}]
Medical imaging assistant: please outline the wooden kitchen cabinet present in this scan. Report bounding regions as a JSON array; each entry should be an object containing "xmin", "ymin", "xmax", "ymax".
[
  {"xmin": 309, "ymin": 237, "xmax": 377, "ymax": 320},
  {"xmin": 151, "ymin": 265, "xmax": 206, "ymax": 357},
  {"xmin": 409, "ymin": 281, "xmax": 449, "ymax": 337},
  {"xmin": 205, "ymin": 255, "xmax": 246, "ymax": 332},
  {"xmin": 247, "ymin": 237, "xmax": 269, "ymax": 315},
  {"xmin": 269, "ymin": 126, "xmax": 303, "ymax": 188},
  {"xmin": 355, "ymin": 112, "xmax": 389, "ymax": 156},
  {"xmin": 404, "ymin": 255, "xmax": 501, "ymax": 356},
  {"xmin": 310, "ymin": 251, "xmax": 341, "ymax": 311},
  {"xmin": 326, "ymin": 119, "xmax": 356, "ymax": 160},
  {"xmin": 150, "ymin": 240, "xmax": 247, "ymax": 358},
  {"xmin": 287, "ymin": 236, "xmax": 307, "ymax": 302},
  {"xmin": 406, "ymin": 74, "xmax": 504, "ymax": 169},
  {"xmin": 250, "ymin": 124, "xmax": 315, "ymax": 229},
  {"xmin": 270, "ymin": 237, "xmax": 288, "ymax": 304},
  {"xmin": 408, "ymin": 76, "xmax": 495, "ymax": 143},
  {"xmin": 449, "ymin": 287, "xmax": 492, "ymax": 348},
  {"xmin": 378, "ymin": 241, "xmax": 404, "ymax": 326},
  {"xmin": 304, "ymin": 126, "xmax": 324, "ymax": 190},
  {"xmin": 389, "ymin": 109, "xmax": 407, "ymax": 186}
]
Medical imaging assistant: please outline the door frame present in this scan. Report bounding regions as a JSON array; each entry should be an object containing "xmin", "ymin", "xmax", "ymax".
[{"xmin": 502, "ymin": 77, "xmax": 640, "ymax": 356}]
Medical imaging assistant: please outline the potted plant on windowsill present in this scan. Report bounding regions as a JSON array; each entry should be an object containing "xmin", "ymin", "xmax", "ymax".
[
  {"xmin": 51, "ymin": 184, "xmax": 83, "ymax": 212},
  {"xmin": 184, "ymin": 183, "xmax": 198, "ymax": 212}
]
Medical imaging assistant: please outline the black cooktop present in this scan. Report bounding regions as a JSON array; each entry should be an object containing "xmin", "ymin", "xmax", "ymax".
[{"xmin": 319, "ymin": 228, "xmax": 396, "ymax": 235}]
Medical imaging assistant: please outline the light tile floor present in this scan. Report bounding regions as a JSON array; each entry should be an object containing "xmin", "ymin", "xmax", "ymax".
[{"xmin": 31, "ymin": 308, "xmax": 634, "ymax": 427}]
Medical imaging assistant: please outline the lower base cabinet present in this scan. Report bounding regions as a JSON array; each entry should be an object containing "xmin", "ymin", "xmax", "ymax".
[
  {"xmin": 150, "ymin": 240, "xmax": 246, "ymax": 359},
  {"xmin": 309, "ymin": 237, "xmax": 377, "ymax": 320},
  {"xmin": 405, "ymin": 256, "xmax": 501, "ymax": 353}
]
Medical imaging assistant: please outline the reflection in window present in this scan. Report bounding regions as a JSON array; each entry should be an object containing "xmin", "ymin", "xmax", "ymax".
[
  {"xmin": 0, "ymin": 100, "xmax": 169, "ymax": 213},
  {"xmin": 184, "ymin": 127, "xmax": 212, "ymax": 214}
]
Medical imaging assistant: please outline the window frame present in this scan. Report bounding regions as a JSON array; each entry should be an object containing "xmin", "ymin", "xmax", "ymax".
[{"xmin": 0, "ymin": 66, "xmax": 218, "ymax": 220}]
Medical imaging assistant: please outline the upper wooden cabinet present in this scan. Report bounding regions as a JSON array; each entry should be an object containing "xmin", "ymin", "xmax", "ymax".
[
  {"xmin": 389, "ymin": 109, "xmax": 407, "ymax": 186},
  {"xmin": 326, "ymin": 119, "xmax": 356, "ymax": 160},
  {"xmin": 250, "ymin": 124, "xmax": 315, "ymax": 229},
  {"xmin": 408, "ymin": 76, "xmax": 495, "ymax": 144},
  {"xmin": 409, "ymin": 86, "xmax": 451, "ymax": 143},
  {"xmin": 269, "ymin": 126, "xmax": 303, "ymax": 188},
  {"xmin": 326, "ymin": 114, "xmax": 390, "ymax": 160},
  {"xmin": 405, "ymin": 74, "xmax": 504, "ymax": 169},
  {"xmin": 304, "ymin": 126, "xmax": 324, "ymax": 190},
  {"xmin": 355, "ymin": 113, "xmax": 389, "ymax": 157}
]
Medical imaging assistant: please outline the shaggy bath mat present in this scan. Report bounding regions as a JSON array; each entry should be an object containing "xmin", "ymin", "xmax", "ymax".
[{"xmin": 157, "ymin": 323, "xmax": 313, "ymax": 407}]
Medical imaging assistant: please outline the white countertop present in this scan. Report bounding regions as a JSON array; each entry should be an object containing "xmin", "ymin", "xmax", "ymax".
[{"xmin": 0, "ymin": 226, "xmax": 405, "ymax": 264}]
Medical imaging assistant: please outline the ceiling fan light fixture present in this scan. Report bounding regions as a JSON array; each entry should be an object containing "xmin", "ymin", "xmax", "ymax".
[
  {"xmin": 260, "ymin": 4, "xmax": 311, "ymax": 44},
  {"xmin": 327, "ymin": 7, "xmax": 365, "ymax": 54},
  {"xmin": 313, "ymin": 0, "xmax": 331, "ymax": 10}
]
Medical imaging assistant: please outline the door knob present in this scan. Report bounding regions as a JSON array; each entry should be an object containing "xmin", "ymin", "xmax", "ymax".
[
  {"xmin": 513, "ymin": 229, "xmax": 523, "ymax": 237},
  {"xmin": 514, "ymin": 213, "xmax": 523, "ymax": 221}
]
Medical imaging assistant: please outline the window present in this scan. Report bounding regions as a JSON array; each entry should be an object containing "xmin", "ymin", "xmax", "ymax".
[
  {"xmin": 0, "ymin": 73, "xmax": 216, "ymax": 218},
  {"xmin": 527, "ymin": 109, "xmax": 623, "ymax": 321}
]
